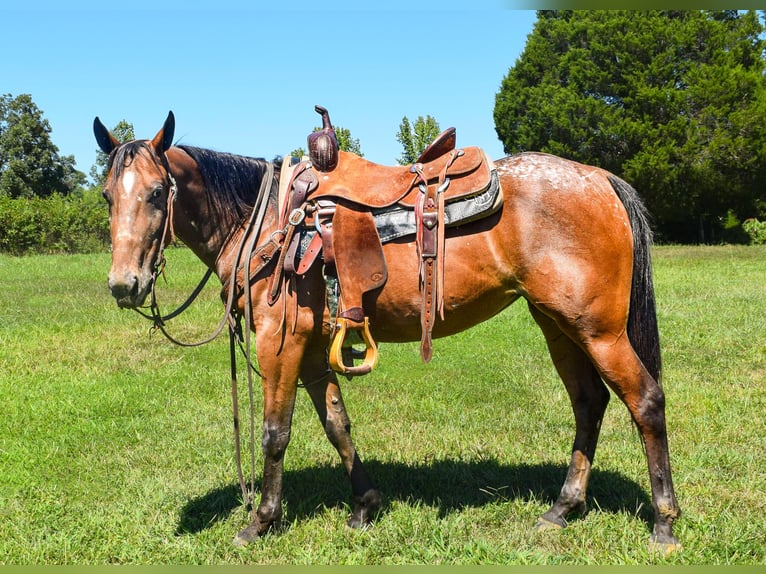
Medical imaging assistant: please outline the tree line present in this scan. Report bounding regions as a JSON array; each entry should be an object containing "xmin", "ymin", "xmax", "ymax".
[{"xmin": 2, "ymin": 10, "xmax": 766, "ymax": 250}]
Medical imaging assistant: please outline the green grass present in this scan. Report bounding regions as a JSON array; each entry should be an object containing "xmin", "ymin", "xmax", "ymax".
[{"xmin": 0, "ymin": 245, "xmax": 764, "ymax": 564}]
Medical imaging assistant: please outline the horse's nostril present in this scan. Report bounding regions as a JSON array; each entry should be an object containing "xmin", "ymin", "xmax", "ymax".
[{"xmin": 108, "ymin": 272, "xmax": 140, "ymax": 305}]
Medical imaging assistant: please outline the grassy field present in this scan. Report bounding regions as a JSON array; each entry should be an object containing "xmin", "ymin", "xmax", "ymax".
[{"xmin": 0, "ymin": 245, "xmax": 764, "ymax": 565}]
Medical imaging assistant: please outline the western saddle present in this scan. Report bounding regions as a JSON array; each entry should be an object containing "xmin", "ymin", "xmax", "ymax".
[{"xmin": 267, "ymin": 106, "xmax": 501, "ymax": 377}]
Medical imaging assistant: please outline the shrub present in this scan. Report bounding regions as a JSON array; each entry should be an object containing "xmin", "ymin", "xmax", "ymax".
[
  {"xmin": 742, "ymin": 218, "xmax": 766, "ymax": 245},
  {"xmin": 720, "ymin": 210, "xmax": 750, "ymax": 244},
  {"xmin": 0, "ymin": 189, "xmax": 110, "ymax": 255}
]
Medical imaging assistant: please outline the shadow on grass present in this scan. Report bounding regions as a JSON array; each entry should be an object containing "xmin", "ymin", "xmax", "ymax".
[{"xmin": 176, "ymin": 458, "xmax": 652, "ymax": 535}]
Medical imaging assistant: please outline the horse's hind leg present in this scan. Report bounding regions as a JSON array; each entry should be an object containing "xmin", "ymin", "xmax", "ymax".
[
  {"xmin": 583, "ymin": 335, "xmax": 681, "ymax": 551},
  {"xmin": 300, "ymin": 348, "xmax": 381, "ymax": 529},
  {"xmin": 529, "ymin": 303, "xmax": 680, "ymax": 551},
  {"xmin": 528, "ymin": 304, "xmax": 611, "ymax": 529}
]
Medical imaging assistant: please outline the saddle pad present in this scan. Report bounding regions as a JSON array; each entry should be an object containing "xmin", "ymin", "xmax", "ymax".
[{"xmin": 373, "ymin": 169, "xmax": 502, "ymax": 243}]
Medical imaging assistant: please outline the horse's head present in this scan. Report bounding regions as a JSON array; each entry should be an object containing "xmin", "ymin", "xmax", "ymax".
[{"xmin": 93, "ymin": 111, "xmax": 175, "ymax": 308}]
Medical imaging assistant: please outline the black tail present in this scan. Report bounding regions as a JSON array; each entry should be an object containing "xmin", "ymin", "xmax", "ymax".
[{"xmin": 608, "ymin": 175, "xmax": 662, "ymax": 384}]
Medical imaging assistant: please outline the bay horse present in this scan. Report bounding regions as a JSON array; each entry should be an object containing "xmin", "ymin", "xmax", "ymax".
[{"xmin": 92, "ymin": 111, "xmax": 681, "ymax": 553}]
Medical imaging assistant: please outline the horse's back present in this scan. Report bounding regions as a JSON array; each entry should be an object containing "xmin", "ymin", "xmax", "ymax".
[{"xmin": 494, "ymin": 151, "xmax": 634, "ymax": 271}]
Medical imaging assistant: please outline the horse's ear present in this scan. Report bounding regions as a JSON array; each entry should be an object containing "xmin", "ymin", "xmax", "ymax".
[
  {"xmin": 150, "ymin": 110, "xmax": 175, "ymax": 154},
  {"xmin": 93, "ymin": 116, "xmax": 120, "ymax": 154}
]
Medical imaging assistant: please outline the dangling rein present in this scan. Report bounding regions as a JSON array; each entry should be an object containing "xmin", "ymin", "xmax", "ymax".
[{"xmin": 134, "ymin": 157, "xmax": 276, "ymax": 519}]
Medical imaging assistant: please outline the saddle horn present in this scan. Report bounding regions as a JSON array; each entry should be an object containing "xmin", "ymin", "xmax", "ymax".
[{"xmin": 308, "ymin": 105, "xmax": 339, "ymax": 172}]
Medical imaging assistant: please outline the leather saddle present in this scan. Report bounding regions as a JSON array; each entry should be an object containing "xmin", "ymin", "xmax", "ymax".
[
  {"xmin": 271, "ymin": 107, "xmax": 499, "ymax": 377},
  {"xmin": 310, "ymin": 146, "xmax": 491, "ymax": 209}
]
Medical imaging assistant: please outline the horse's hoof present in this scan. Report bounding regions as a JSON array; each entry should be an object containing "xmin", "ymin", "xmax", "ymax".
[
  {"xmin": 649, "ymin": 534, "xmax": 682, "ymax": 556},
  {"xmin": 232, "ymin": 523, "xmax": 262, "ymax": 547},
  {"xmin": 346, "ymin": 517, "xmax": 373, "ymax": 531},
  {"xmin": 534, "ymin": 516, "xmax": 566, "ymax": 531},
  {"xmin": 346, "ymin": 489, "xmax": 381, "ymax": 530}
]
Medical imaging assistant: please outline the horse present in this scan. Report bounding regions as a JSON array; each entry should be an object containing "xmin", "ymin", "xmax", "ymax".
[{"xmin": 92, "ymin": 110, "xmax": 681, "ymax": 553}]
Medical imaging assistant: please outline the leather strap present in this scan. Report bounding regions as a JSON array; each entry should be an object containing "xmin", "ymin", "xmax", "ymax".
[
  {"xmin": 295, "ymin": 231, "xmax": 323, "ymax": 275},
  {"xmin": 412, "ymin": 150, "xmax": 461, "ymax": 363},
  {"xmin": 268, "ymin": 166, "xmax": 318, "ymax": 304},
  {"xmin": 420, "ymin": 257, "xmax": 436, "ymax": 363},
  {"xmin": 294, "ymin": 203, "xmax": 335, "ymax": 275}
]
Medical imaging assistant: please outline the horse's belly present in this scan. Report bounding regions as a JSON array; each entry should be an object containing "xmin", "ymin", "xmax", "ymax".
[{"xmin": 369, "ymin": 238, "xmax": 519, "ymax": 343}]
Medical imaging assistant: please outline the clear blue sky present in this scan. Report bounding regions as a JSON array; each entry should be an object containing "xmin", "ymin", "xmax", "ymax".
[{"xmin": 1, "ymin": 2, "xmax": 537, "ymax": 178}]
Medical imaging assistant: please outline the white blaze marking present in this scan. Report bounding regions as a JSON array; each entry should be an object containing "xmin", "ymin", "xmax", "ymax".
[
  {"xmin": 116, "ymin": 170, "xmax": 137, "ymax": 240},
  {"xmin": 121, "ymin": 171, "xmax": 136, "ymax": 197}
]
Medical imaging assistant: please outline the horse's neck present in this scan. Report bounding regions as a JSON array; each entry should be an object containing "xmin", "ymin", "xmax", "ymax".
[
  {"xmin": 165, "ymin": 147, "xmax": 230, "ymax": 274},
  {"xmin": 170, "ymin": 194, "xmax": 221, "ymax": 271},
  {"xmin": 165, "ymin": 147, "xmax": 279, "ymax": 287}
]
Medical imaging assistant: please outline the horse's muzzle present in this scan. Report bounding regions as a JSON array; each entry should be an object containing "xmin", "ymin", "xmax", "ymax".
[{"xmin": 108, "ymin": 271, "xmax": 148, "ymax": 308}]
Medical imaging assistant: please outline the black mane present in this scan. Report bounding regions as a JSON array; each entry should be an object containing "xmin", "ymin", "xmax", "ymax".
[{"xmin": 177, "ymin": 145, "xmax": 276, "ymax": 230}]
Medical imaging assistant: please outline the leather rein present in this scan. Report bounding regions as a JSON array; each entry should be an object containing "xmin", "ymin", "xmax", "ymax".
[{"xmin": 134, "ymin": 152, "xmax": 276, "ymax": 516}]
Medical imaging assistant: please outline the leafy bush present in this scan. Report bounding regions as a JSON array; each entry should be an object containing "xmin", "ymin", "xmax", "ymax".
[
  {"xmin": 742, "ymin": 218, "xmax": 766, "ymax": 245},
  {"xmin": 720, "ymin": 210, "xmax": 750, "ymax": 244},
  {"xmin": 0, "ymin": 189, "xmax": 110, "ymax": 255}
]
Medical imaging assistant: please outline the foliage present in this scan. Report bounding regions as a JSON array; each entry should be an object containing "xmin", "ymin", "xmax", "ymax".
[
  {"xmin": 0, "ymin": 93, "xmax": 86, "ymax": 198},
  {"xmin": 742, "ymin": 218, "xmax": 766, "ymax": 244},
  {"xmin": 494, "ymin": 11, "xmax": 766, "ymax": 243},
  {"xmin": 0, "ymin": 188, "xmax": 110, "ymax": 255},
  {"xmin": 719, "ymin": 210, "xmax": 750, "ymax": 244},
  {"xmin": 334, "ymin": 126, "xmax": 362, "ymax": 156},
  {"xmin": 89, "ymin": 119, "xmax": 135, "ymax": 187},
  {"xmin": 0, "ymin": 245, "xmax": 764, "ymax": 563},
  {"xmin": 396, "ymin": 115, "xmax": 441, "ymax": 165}
]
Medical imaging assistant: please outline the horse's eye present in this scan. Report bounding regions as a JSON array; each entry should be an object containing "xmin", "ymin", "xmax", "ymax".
[
  {"xmin": 101, "ymin": 189, "xmax": 112, "ymax": 206},
  {"xmin": 150, "ymin": 186, "xmax": 164, "ymax": 202}
]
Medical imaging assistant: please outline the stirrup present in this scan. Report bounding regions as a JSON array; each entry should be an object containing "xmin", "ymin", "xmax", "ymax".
[{"xmin": 328, "ymin": 317, "xmax": 378, "ymax": 377}]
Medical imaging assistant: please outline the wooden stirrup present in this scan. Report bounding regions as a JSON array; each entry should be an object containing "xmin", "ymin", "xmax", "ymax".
[{"xmin": 328, "ymin": 317, "xmax": 378, "ymax": 377}]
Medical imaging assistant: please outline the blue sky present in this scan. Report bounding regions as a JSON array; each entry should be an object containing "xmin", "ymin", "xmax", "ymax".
[{"xmin": 2, "ymin": 2, "xmax": 538, "ymax": 178}]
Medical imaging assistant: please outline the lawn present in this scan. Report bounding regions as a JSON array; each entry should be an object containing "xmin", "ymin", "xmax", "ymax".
[{"xmin": 0, "ymin": 245, "xmax": 764, "ymax": 564}]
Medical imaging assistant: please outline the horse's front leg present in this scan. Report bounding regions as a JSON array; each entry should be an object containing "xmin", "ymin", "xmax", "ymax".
[
  {"xmin": 300, "ymin": 346, "xmax": 381, "ymax": 529},
  {"xmin": 233, "ymin": 326, "xmax": 302, "ymax": 546}
]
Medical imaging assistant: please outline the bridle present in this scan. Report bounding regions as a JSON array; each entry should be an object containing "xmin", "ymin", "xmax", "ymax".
[
  {"xmin": 131, "ymin": 160, "xmax": 215, "ymax": 337},
  {"xmin": 128, "ymin": 147, "xmax": 277, "ymax": 516}
]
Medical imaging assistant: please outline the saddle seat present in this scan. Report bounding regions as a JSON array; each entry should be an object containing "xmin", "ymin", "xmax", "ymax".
[{"xmin": 310, "ymin": 145, "xmax": 492, "ymax": 210}]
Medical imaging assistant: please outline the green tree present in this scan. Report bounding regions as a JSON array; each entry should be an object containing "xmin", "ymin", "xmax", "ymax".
[
  {"xmin": 494, "ymin": 10, "xmax": 766, "ymax": 243},
  {"xmin": 90, "ymin": 119, "xmax": 134, "ymax": 187},
  {"xmin": 335, "ymin": 126, "xmax": 362, "ymax": 156},
  {"xmin": 396, "ymin": 115, "xmax": 441, "ymax": 165},
  {"xmin": 0, "ymin": 93, "xmax": 85, "ymax": 198}
]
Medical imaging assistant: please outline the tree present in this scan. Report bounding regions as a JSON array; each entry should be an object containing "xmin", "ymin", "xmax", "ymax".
[
  {"xmin": 335, "ymin": 126, "xmax": 362, "ymax": 156},
  {"xmin": 90, "ymin": 120, "xmax": 134, "ymax": 187},
  {"xmin": 291, "ymin": 125, "xmax": 363, "ymax": 159},
  {"xmin": 396, "ymin": 115, "xmax": 441, "ymax": 165},
  {"xmin": 0, "ymin": 93, "xmax": 85, "ymax": 198},
  {"xmin": 494, "ymin": 11, "xmax": 766, "ymax": 242}
]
